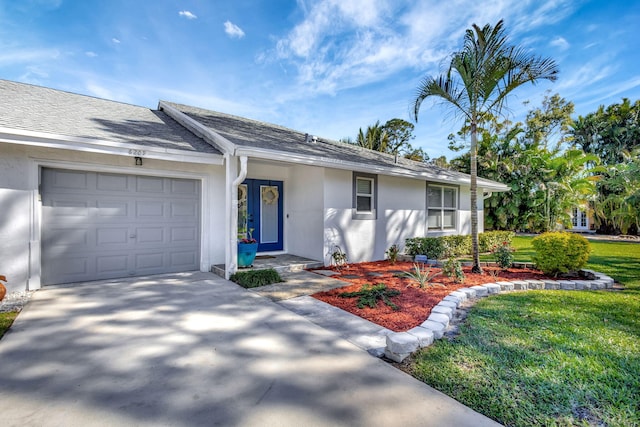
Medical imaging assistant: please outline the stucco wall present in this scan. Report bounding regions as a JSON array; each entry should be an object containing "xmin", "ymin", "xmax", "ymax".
[
  {"xmin": 287, "ymin": 165, "xmax": 324, "ymax": 260},
  {"xmin": 321, "ymin": 169, "xmax": 484, "ymax": 265},
  {"xmin": 0, "ymin": 142, "xmax": 225, "ymax": 291}
]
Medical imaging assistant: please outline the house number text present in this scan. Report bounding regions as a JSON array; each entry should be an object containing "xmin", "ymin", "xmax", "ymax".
[{"xmin": 129, "ymin": 149, "xmax": 146, "ymax": 156}]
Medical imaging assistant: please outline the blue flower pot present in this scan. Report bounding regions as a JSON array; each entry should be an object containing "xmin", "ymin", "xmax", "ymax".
[{"xmin": 238, "ymin": 242, "xmax": 258, "ymax": 268}]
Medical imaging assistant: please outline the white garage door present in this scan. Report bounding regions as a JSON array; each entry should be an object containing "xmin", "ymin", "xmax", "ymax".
[{"xmin": 41, "ymin": 168, "xmax": 201, "ymax": 285}]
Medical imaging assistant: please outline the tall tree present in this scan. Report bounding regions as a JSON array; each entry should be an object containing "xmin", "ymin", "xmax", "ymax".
[
  {"xmin": 356, "ymin": 121, "xmax": 388, "ymax": 152},
  {"xmin": 412, "ymin": 20, "xmax": 558, "ymax": 272},
  {"xmin": 382, "ymin": 118, "xmax": 415, "ymax": 162}
]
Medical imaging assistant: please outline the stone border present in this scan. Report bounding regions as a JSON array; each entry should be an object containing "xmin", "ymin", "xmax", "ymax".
[{"xmin": 384, "ymin": 269, "xmax": 615, "ymax": 362}]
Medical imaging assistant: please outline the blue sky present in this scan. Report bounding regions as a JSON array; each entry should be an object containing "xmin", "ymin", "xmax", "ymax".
[{"xmin": 1, "ymin": 0, "xmax": 639, "ymax": 160}]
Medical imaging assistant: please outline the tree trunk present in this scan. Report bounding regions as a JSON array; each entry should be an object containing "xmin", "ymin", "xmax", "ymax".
[{"xmin": 470, "ymin": 122, "xmax": 482, "ymax": 274}]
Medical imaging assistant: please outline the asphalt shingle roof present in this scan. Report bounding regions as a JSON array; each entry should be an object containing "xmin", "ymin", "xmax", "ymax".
[
  {"xmin": 0, "ymin": 80, "xmax": 220, "ymax": 155},
  {"xmin": 164, "ymin": 102, "xmax": 507, "ymax": 189}
]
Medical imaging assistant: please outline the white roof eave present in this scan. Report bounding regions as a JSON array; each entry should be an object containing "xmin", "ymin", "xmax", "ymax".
[{"xmin": 234, "ymin": 146, "xmax": 510, "ymax": 191}]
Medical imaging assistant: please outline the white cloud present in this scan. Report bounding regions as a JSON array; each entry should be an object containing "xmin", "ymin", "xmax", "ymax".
[
  {"xmin": 85, "ymin": 51, "xmax": 98, "ymax": 57},
  {"xmin": 179, "ymin": 10, "xmax": 197, "ymax": 20},
  {"xmin": 0, "ymin": 48, "xmax": 60, "ymax": 65},
  {"xmin": 550, "ymin": 36, "xmax": 570, "ymax": 50},
  {"xmin": 269, "ymin": 0, "xmax": 584, "ymax": 99},
  {"xmin": 224, "ymin": 21, "xmax": 245, "ymax": 39},
  {"xmin": 112, "ymin": 38, "xmax": 121, "ymax": 44}
]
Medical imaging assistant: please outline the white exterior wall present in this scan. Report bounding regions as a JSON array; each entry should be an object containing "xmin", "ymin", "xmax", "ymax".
[
  {"xmin": 323, "ymin": 170, "xmax": 429, "ymax": 264},
  {"xmin": 287, "ymin": 165, "xmax": 324, "ymax": 260},
  {"xmin": 0, "ymin": 142, "xmax": 225, "ymax": 292}
]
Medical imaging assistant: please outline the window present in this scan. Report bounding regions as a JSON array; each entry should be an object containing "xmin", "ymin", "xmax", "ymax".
[
  {"xmin": 427, "ymin": 184, "xmax": 457, "ymax": 230},
  {"xmin": 352, "ymin": 172, "xmax": 377, "ymax": 219}
]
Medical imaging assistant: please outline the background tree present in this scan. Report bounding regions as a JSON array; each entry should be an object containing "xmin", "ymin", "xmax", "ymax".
[
  {"xmin": 570, "ymin": 98, "xmax": 640, "ymax": 234},
  {"xmin": 449, "ymin": 95, "xmax": 599, "ymax": 233},
  {"xmin": 382, "ymin": 118, "xmax": 416, "ymax": 162},
  {"xmin": 347, "ymin": 118, "xmax": 429, "ymax": 162},
  {"xmin": 412, "ymin": 19, "xmax": 558, "ymax": 272},
  {"xmin": 356, "ymin": 121, "xmax": 388, "ymax": 152}
]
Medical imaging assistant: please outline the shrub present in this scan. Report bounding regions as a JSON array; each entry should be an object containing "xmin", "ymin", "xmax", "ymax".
[
  {"xmin": 339, "ymin": 283, "xmax": 401, "ymax": 310},
  {"xmin": 479, "ymin": 231, "xmax": 515, "ymax": 253},
  {"xmin": 403, "ymin": 263, "xmax": 443, "ymax": 289},
  {"xmin": 230, "ymin": 269, "xmax": 283, "ymax": 288},
  {"xmin": 405, "ymin": 237, "xmax": 445, "ymax": 259},
  {"xmin": 532, "ymin": 232, "xmax": 591, "ymax": 277},
  {"xmin": 442, "ymin": 257, "xmax": 465, "ymax": 283},
  {"xmin": 385, "ymin": 244, "xmax": 400, "ymax": 264},
  {"xmin": 440, "ymin": 235, "xmax": 472, "ymax": 257},
  {"xmin": 492, "ymin": 241, "xmax": 515, "ymax": 270}
]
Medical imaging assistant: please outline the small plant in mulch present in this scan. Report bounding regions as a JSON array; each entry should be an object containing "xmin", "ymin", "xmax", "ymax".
[
  {"xmin": 442, "ymin": 257, "xmax": 465, "ymax": 283},
  {"xmin": 385, "ymin": 244, "xmax": 401, "ymax": 264},
  {"xmin": 403, "ymin": 263, "xmax": 443, "ymax": 289},
  {"xmin": 491, "ymin": 241, "xmax": 515, "ymax": 270},
  {"xmin": 230, "ymin": 269, "xmax": 283, "ymax": 288},
  {"xmin": 339, "ymin": 283, "xmax": 401, "ymax": 310},
  {"xmin": 330, "ymin": 245, "xmax": 348, "ymax": 270}
]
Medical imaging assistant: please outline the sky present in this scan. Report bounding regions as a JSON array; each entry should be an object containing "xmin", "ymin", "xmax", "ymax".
[{"xmin": 1, "ymin": 0, "xmax": 639, "ymax": 160}]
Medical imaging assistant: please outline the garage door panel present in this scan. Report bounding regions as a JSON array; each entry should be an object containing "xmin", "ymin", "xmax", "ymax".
[
  {"xmin": 170, "ymin": 202, "xmax": 198, "ymax": 218},
  {"xmin": 135, "ymin": 253, "xmax": 165, "ymax": 270},
  {"xmin": 136, "ymin": 201, "xmax": 165, "ymax": 217},
  {"xmin": 43, "ymin": 227, "xmax": 89, "ymax": 248},
  {"xmin": 170, "ymin": 251, "xmax": 198, "ymax": 268},
  {"xmin": 96, "ymin": 254, "xmax": 129, "ymax": 274},
  {"xmin": 97, "ymin": 200, "xmax": 130, "ymax": 218},
  {"xmin": 50, "ymin": 170, "xmax": 89, "ymax": 190},
  {"xmin": 137, "ymin": 228, "xmax": 165, "ymax": 244},
  {"xmin": 136, "ymin": 176, "xmax": 165, "ymax": 193},
  {"xmin": 171, "ymin": 227, "xmax": 197, "ymax": 243},
  {"xmin": 96, "ymin": 173, "xmax": 130, "ymax": 192},
  {"xmin": 42, "ymin": 169, "xmax": 200, "ymax": 285},
  {"xmin": 96, "ymin": 227, "xmax": 130, "ymax": 245},
  {"xmin": 171, "ymin": 179, "xmax": 198, "ymax": 194}
]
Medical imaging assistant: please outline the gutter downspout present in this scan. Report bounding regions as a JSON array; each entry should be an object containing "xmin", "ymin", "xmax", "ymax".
[
  {"xmin": 483, "ymin": 191, "xmax": 493, "ymax": 200},
  {"xmin": 226, "ymin": 155, "xmax": 248, "ymax": 279}
]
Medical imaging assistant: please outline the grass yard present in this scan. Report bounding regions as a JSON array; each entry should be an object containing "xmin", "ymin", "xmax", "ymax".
[
  {"xmin": 410, "ymin": 236, "xmax": 640, "ymax": 427},
  {"xmin": 0, "ymin": 311, "xmax": 19, "ymax": 340}
]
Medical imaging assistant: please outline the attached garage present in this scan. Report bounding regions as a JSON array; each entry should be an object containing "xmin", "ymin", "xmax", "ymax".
[{"xmin": 41, "ymin": 168, "xmax": 201, "ymax": 285}]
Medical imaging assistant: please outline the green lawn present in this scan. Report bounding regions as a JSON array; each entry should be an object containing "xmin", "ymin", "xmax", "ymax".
[
  {"xmin": 0, "ymin": 311, "xmax": 19, "ymax": 340},
  {"xmin": 410, "ymin": 236, "xmax": 640, "ymax": 427}
]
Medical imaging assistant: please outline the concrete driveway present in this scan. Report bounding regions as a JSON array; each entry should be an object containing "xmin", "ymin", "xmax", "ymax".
[{"xmin": 0, "ymin": 272, "xmax": 500, "ymax": 427}]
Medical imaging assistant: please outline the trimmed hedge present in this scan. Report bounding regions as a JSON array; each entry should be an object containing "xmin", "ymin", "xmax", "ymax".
[
  {"xmin": 532, "ymin": 232, "xmax": 591, "ymax": 276},
  {"xmin": 405, "ymin": 231, "xmax": 516, "ymax": 259},
  {"xmin": 230, "ymin": 269, "xmax": 283, "ymax": 288},
  {"xmin": 479, "ymin": 231, "xmax": 515, "ymax": 253}
]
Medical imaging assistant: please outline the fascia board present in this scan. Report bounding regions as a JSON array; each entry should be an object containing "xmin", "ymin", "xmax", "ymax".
[
  {"xmin": 235, "ymin": 146, "xmax": 510, "ymax": 191},
  {"xmin": 0, "ymin": 127, "xmax": 224, "ymax": 165},
  {"xmin": 158, "ymin": 101, "xmax": 236, "ymax": 155}
]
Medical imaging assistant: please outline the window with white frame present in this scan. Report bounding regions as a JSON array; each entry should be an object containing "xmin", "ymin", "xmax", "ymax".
[
  {"xmin": 427, "ymin": 184, "xmax": 457, "ymax": 230},
  {"xmin": 352, "ymin": 172, "xmax": 377, "ymax": 219}
]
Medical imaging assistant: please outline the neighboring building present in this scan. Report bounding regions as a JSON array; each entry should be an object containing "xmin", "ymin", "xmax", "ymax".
[
  {"xmin": 568, "ymin": 203, "xmax": 595, "ymax": 233},
  {"xmin": 0, "ymin": 80, "xmax": 509, "ymax": 292}
]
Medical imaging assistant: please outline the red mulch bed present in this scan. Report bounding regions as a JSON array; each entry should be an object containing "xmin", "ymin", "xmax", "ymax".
[{"xmin": 311, "ymin": 261, "xmax": 554, "ymax": 332}]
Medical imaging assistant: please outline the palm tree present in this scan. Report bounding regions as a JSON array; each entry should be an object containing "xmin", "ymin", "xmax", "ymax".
[{"xmin": 412, "ymin": 20, "xmax": 558, "ymax": 273}]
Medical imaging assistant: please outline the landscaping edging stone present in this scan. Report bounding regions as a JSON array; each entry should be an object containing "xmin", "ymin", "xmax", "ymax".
[{"xmin": 384, "ymin": 269, "xmax": 615, "ymax": 363}]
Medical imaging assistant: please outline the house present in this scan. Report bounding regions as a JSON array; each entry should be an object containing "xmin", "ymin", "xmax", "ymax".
[
  {"xmin": 0, "ymin": 80, "xmax": 509, "ymax": 293},
  {"xmin": 568, "ymin": 203, "xmax": 595, "ymax": 233}
]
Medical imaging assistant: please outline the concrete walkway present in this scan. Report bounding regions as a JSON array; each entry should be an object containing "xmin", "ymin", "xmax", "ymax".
[{"xmin": 0, "ymin": 271, "xmax": 500, "ymax": 427}]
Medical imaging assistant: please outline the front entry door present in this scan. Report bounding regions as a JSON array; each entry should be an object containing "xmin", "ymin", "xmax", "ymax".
[{"xmin": 239, "ymin": 179, "xmax": 283, "ymax": 252}]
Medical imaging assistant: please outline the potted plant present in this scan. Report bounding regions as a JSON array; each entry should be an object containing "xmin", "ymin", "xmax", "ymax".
[
  {"xmin": 238, "ymin": 229, "xmax": 258, "ymax": 268},
  {"xmin": 0, "ymin": 275, "xmax": 7, "ymax": 302}
]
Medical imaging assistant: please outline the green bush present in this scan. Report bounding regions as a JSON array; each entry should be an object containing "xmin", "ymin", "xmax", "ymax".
[
  {"xmin": 339, "ymin": 283, "xmax": 401, "ymax": 310},
  {"xmin": 532, "ymin": 232, "xmax": 591, "ymax": 276},
  {"xmin": 405, "ymin": 237, "xmax": 445, "ymax": 259},
  {"xmin": 442, "ymin": 257, "xmax": 465, "ymax": 283},
  {"xmin": 230, "ymin": 269, "xmax": 283, "ymax": 288},
  {"xmin": 440, "ymin": 235, "xmax": 472, "ymax": 257},
  {"xmin": 479, "ymin": 231, "xmax": 515, "ymax": 253}
]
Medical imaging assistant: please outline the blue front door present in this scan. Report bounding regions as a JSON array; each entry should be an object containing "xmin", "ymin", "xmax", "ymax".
[{"xmin": 243, "ymin": 179, "xmax": 283, "ymax": 252}]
